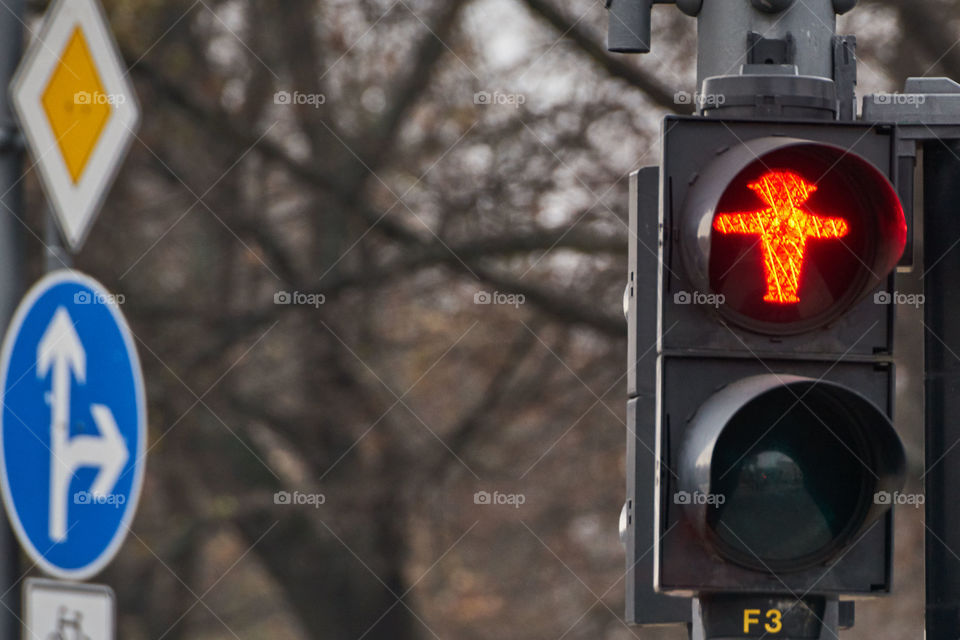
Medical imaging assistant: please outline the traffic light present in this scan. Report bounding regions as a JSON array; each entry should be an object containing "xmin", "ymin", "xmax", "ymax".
[{"xmin": 625, "ymin": 117, "xmax": 908, "ymax": 631}]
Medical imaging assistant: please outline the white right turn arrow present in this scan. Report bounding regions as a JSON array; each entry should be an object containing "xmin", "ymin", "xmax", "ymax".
[{"xmin": 37, "ymin": 306, "xmax": 129, "ymax": 543}]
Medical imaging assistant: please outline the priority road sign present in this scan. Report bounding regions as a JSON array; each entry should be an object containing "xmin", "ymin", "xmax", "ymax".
[
  {"xmin": 10, "ymin": 0, "xmax": 140, "ymax": 250},
  {"xmin": 0, "ymin": 271, "xmax": 146, "ymax": 580},
  {"xmin": 23, "ymin": 578, "xmax": 115, "ymax": 640}
]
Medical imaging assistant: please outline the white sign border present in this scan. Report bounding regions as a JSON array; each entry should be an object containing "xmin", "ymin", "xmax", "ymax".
[
  {"xmin": 11, "ymin": 0, "xmax": 141, "ymax": 250},
  {"xmin": 0, "ymin": 270, "xmax": 147, "ymax": 581}
]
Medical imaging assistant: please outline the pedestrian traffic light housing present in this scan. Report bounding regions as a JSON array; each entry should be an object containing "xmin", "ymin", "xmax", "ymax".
[{"xmin": 626, "ymin": 117, "xmax": 908, "ymax": 616}]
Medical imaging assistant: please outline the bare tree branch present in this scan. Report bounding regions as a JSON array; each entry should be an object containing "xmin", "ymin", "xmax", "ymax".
[{"xmin": 518, "ymin": 0, "xmax": 681, "ymax": 111}]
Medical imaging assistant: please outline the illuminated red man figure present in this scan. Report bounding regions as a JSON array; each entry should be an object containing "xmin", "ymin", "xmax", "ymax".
[{"xmin": 713, "ymin": 170, "xmax": 849, "ymax": 304}]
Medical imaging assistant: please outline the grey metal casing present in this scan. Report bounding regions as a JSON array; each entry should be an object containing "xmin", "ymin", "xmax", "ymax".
[
  {"xmin": 626, "ymin": 167, "xmax": 692, "ymax": 625},
  {"xmin": 636, "ymin": 117, "xmax": 903, "ymax": 599}
]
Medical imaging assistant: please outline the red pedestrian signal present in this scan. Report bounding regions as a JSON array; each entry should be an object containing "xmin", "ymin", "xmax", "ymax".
[
  {"xmin": 713, "ymin": 170, "xmax": 850, "ymax": 305},
  {"xmin": 681, "ymin": 138, "xmax": 907, "ymax": 334}
]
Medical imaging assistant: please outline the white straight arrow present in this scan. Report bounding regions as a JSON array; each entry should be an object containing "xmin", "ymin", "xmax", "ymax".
[{"xmin": 37, "ymin": 307, "xmax": 129, "ymax": 543}]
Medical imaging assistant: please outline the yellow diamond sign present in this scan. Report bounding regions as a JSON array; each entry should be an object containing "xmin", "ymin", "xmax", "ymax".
[
  {"xmin": 42, "ymin": 27, "xmax": 112, "ymax": 184},
  {"xmin": 10, "ymin": 0, "xmax": 140, "ymax": 250}
]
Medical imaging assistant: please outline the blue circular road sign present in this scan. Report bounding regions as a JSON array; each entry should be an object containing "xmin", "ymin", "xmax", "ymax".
[{"xmin": 0, "ymin": 270, "xmax": 146, "ymax": 580}]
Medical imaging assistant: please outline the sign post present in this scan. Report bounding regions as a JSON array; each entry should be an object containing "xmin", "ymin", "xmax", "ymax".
[{"xmin": 0, "ymin": 0, "xmax": 28, "ymax": 637}]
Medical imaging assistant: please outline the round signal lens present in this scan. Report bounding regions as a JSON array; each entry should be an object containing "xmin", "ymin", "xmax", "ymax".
[
  {"xmin": 706, "ymin": 386, "xmax": 870, "ymax": 571},
  {"xmin": 676, "ymin": 375, "xmax": 906, "ymax": 575},
  {"xmin": 682, "ymin": 140, "xmax": 907, "ymax": 335}
]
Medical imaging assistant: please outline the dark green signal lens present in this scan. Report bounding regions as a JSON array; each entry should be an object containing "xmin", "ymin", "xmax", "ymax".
[{"xmin": 707, "ymin": 387, "xmax": 869, "ymax": 571}]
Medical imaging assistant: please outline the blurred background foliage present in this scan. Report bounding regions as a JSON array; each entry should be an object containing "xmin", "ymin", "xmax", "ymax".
[{"xmin": 11, "ymin": 0, "xmax": 952, "ymax": 637}]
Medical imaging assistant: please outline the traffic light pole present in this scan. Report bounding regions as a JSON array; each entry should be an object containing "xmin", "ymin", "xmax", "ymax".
[
  {"xmin": 44, "ymin": 209, "xmax": 71, "ymax": 271},
  {"xmin": 0, "ymin": 1, "xmax": 26, "ymax": 637},
  {"xmin": 921, "ymin": 140, "xmax": 960, "ymax": 640},
  {"xmin": 694, "ymin": 0, "xmax": 843, "ymax": 85},
  {"xmin": 693, "ymin": 595, "xmax": 843, "ymax": 640}
]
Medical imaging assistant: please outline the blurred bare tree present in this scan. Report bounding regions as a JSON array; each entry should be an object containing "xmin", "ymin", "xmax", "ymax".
[{"xmin": 11, "ymin": 0, "xmax": 955, "ymax": 638}]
